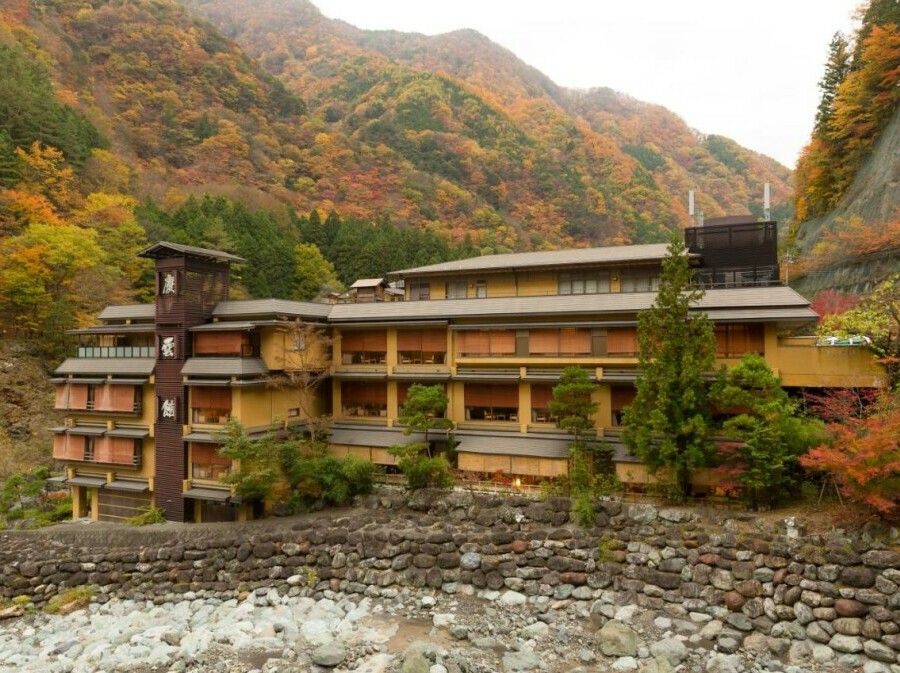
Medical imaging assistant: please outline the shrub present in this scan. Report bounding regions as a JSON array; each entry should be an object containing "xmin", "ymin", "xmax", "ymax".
[
  {"xmin": 389, "ymin": 443, "xmax": 455, "ymax": 490},
  {"xmin": 125, "ymin": 505, "xmax": 166, "ymax": 526},
  {"xmin": 45, "ymin": 587, "xmax": 94, "ymax": 615}
]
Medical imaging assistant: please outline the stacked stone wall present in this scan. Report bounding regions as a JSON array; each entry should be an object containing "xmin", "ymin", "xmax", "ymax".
[{"xmin": 2, "ymin": 489, "xmax": 899, "ymax": 664}]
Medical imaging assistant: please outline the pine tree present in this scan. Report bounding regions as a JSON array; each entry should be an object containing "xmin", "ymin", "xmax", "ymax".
[
  {"xmin": 622, "ymin": 234, "xmax": 717, "ymax": 499},
  {"xmin": 814, "ymin": 32, "xmax": 851, "ymax": 136}
]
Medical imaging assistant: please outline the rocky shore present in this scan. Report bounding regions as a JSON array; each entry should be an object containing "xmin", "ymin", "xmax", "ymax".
[
  {"xmin": 2, "ymin": 491, "xmax": 900, "ymax": 673},
  {"xmin": 1, "ymin": 575, "xmax": 896, "ymax": 673}
]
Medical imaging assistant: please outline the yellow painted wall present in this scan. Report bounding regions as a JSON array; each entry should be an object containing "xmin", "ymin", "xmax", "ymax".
[
  {"xmin": 516, "ymin": 271, "xmax": 557, "ymax": 296},
  {"xmin": 776, "ymin": 337, "xmax": 885, "ymax": 387},
  {"xmin": 233, "ymin": 388, "xmax": 271, "ymax": 428}
]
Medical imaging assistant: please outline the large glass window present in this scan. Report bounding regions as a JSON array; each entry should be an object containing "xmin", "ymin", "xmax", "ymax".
[
  {"xmin": 456, "ymin": 330, "xmax": 516, "ymax": 357},
  {"xmin": 195, "ymin": 331, "xmax": 258, "ymax": 357},
  {"xmin": 607, "ymin": 328, "xmax": 638, "ymax": 356},
  {"xmin": 341, "ymin": 381, "xmax": 388, "ymax": 417},
  {"xmin": 446, "ymin": 280, "xmax": 467, "ymax": 299},
  {"xmin": 398, "ymin": 329, "xmax": 447, "ymax": 364},
  {"xmin": 191, "ymin": 387, "xmax": 231, "ymax": 424},
  {"xmin": 620, "ymin": 270, "xmax": 660, "ymax": 292},
  {"xmin": 530, "ymin": 384, "xmax": 558, "ymax": 424},
  {"xmin": 341, "ymin": 330, "xmax": 387, "ymax": 364},
  {"xmin": 715, "ymin": 324, "xmax": 765, "ymax": 357},
  {"xmin": 95, "ymin": 437, "xmax": 142, "ymax": 466},
  {"xmin": 528, "ymin": 329, "xmax": 591, "ymax": 356},
  {"xmin": 191, "ymin": 443, "xmax": 231, "ymax": 480},
  {"xmin": 464, "ymin": 383, "xmax": 519, "ymax": 422},
  {"xmin": 408, "ymin": 282, "xmax": 431, "ymax": 301},
  {"xmin": 558, "ymin": 271, "xmax": 611, "ymax": 295}
]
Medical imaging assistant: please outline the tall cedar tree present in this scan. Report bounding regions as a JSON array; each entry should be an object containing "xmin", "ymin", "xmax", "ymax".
[
  {"xmin": 622, "ymin": 234, "xmax": 716, "ymax": 497},
  {"xmin": 814, "ymin": 32, "xmax": 851, "ymax": 135}
]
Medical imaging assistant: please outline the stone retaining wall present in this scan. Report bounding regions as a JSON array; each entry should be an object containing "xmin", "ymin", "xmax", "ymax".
[{"xmin": 2, "ymin": 489, "xmax": 899, "ymax": 665}]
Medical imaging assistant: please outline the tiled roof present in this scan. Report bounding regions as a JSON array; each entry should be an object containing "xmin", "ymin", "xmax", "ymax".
[
  {"xmin": 330, "ymin": 425, "xmax": 428, "ymax": 447},
  {"xmin": 180, "ymin": 358, "xmax": 269, "ymax": 377},
  {"xmin": 389, "ymin": 243, "xmax": 671, "ymax": 277},
  {"xmin": 138, "ymin": 241, "xmax": 245, "ymax": 262},
  {"xmin": 98, "ymin": 304, "xmax": 155, "ymax": 321},
  {"xmin": 212, "ymin": 299, "xmax": 332, "ymax": 320},
  {"xmin": 351, "ymin": 278, "xmax": 386, "ymax": 288},
  {"xmin": 329, "ymin": 286, "xmax": 813, "ymax": 323},
  {"xmin": 55, "ymin": 358, "xmax": 156, "ymax": 376}
]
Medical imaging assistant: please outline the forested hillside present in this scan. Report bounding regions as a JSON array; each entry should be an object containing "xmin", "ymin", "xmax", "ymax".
[
  {"xmin": 0, "ymin": 0, "xmax": 792, "ymax": 352},
  {"xmin": 790, "ymin": 0, "xmax": 900, "ymax": 296},
  {"xmin": 182, "ymin": 0, "xmax": 792, "ymax": 246}
]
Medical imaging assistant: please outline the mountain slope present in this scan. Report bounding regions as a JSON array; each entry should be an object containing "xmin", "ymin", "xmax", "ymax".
[
  {"xmin": 792, "ymin": 105, "xmax": 900, "ymax": 296},
  {"xmin": 182, "ymin": 0, "xmax": 792, "ymax": 247},
  {"xmin": 2, "ymin": 0, "xmax": 791, "ymax": 252}
]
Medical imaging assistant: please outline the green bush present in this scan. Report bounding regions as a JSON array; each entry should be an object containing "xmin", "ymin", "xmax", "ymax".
[
  {"xmin": 125, "ymin": 506, "xmax": 166, "ymax": 526},
  {"xmin": 389, "ymin": 443, "xmax": 454, "ymax": 490}
]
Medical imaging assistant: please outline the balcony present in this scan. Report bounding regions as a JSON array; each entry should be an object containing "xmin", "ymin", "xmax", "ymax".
[{"xmin": 77, "ymin": 346, "xmax": 155, "ymax": 358}]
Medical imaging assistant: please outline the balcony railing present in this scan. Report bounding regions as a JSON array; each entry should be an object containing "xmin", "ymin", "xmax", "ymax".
[{"xmin": 77, "ymin": 346, "xmax": 154, "ymax": 358}]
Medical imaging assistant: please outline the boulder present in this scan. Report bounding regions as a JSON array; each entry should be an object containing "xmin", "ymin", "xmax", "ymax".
[{"xmin": 596, "ymin": 620, "xmax": 639, "ymax": 657}]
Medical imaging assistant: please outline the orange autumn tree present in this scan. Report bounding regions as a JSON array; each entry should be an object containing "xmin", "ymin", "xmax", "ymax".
[{"xmin": 800, "ymin": 394, "xmax": 900, "ymax": 519}]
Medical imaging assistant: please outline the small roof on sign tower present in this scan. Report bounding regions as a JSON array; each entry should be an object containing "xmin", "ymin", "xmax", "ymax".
[{"xmin": 137, "ymin": 241, "xmax": 245, "ymax": 263}]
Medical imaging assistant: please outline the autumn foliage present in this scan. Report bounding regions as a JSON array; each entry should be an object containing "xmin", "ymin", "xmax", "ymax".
[
  {"xmin": 795, "ymin": 2, "xmax": 900, "ymax": 222},
  {"xmin": 800, "ymin": 394, "xmax": 900, "ymax": 519}
]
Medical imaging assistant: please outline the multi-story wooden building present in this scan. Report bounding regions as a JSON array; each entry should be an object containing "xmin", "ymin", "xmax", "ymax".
[{"xmin": 50, "ymin": 221, "xmax": 884, "ymax": 522}]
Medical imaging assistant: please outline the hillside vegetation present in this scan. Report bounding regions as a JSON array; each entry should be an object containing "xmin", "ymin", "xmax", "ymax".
[
  {"xmin": 791, "ymin": 0, "xmax": 900, "ymax": 295},
  {"xmin": 183, "ymin": 0, "xmax": 792, "ymax": 246}
]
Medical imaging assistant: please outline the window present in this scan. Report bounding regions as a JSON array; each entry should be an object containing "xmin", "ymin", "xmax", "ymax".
[
  {"xmin": 530, "ymin": 385, "xmax": 558, "ymax": 423},
  {"xmin": 715, "ymin": 324, "xmax": 764, "ymax": 357},
  {"xmin": 456, "ymin": 330, "xmax": 516, "ymax": 357},
  {"xmin": 191, "ymin": 443, "xmax": 231, "ymax": 480},
  {"xmin": 607, "ymin": 328, "xmax": 638, "ymax": 356},
  {"xmin": 341, "ymin": 330, "xmax": 387, "ymax": 364},
  {"xmin": 341, "ymin": 381, "xmax": 387, "ymax": 417},
  {"xmin": 558, "ymin": 271, "xmax": 611, "ymax": 295},
  {"xmin": 528, "ymin": 329, "xmax": 591, "ymax": 356},
  {"xmin": 446, "ymin": 280, "xmax": 467, "ymax": 299},
  {"xmin": 398, "ymin": 329, "xmax": 447, "ymax": 364},
  {"xmin": 464, "ymin": 383, "xmax": 519, "ymax": 422},
  {"xmin": 191, "ymin": 387, "xmax": 231, "ymax": 424},
  {"xmin": 620, "ymin": 270, "xmax": 660, "ymax": 292},
  {"xmin": 86, "ymin": 385, "xmax": 97, "ymax": 410},
  {"xmin": 475, "ymin": 280, "xmax": 487, "ymax": 298},
  {"xmin": 84, "ymin": 436, "xmax": 95, "ymax": 462},
  {"xmin": 611, "ymin": 386, "xmax": 636, "ymax": 425},
  {"xmin": 408, "ymin": 281, "xmax": 431, "ymax": 301},
  {"xmin": 194, "ymin": 331, "xmax": 258, "ymax": 357},
  {"xmin": 94, "ymin": 437, "xmax": 141, "ymax": 466}
]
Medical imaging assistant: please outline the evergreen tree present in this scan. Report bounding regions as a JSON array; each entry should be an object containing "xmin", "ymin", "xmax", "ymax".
[
  {"xmin": 622, "ymin": 234, "xmax": 717, "ymax": 499},
  {"xmin": 549, "ymin": 367, "xmax": 609, "ymax": 527},
  {"xmin": 549, "ymin": 366, "xmax": 599, "ymax": 446},
  {"xmin": 814, "ymin": 32, "xmax": 851, "ymax": 135},
  {"xmin": 712, "ymin": 355, "xmax": 824, "ymax": 511},
  {"xmin": 398, "ymin": 383, "xmax": 453, "ymax": 456},
  {"xmin": 0, "ymin": 130, "xmax": 21, "ymax": 188},
  {"xmin": 852, "ymin": 0, "xmax": 900, "ymax": 65},
  {"xmin": 293, "ymin": 242, "xmax": 342, "ymax": 301},
  {"xmin": 304, "ymin": 208, "xmax": 326, "ymax": 250}
]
